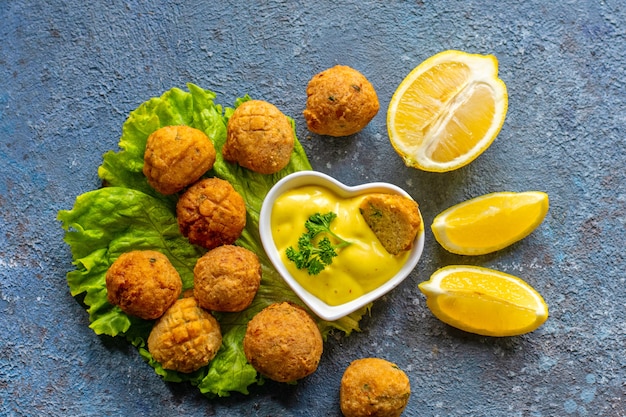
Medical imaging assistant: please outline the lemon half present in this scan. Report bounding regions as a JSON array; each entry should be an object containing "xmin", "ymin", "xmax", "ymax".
[{"xmin": 387, "ymin": 50, "xmax": 508, "ymax": 172}]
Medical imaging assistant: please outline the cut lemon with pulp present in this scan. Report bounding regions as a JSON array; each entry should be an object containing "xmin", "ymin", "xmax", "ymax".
[
  {"xmin": 387, "ymin": 50, "xmax": 508, "ymax": 172},
  {"xmin": 419, "ymin": 265, "xmax": 548, "ymax": 337},
  {"xmin": 432, "ymin": 191, "xmax": 549, "ymax": 255}
]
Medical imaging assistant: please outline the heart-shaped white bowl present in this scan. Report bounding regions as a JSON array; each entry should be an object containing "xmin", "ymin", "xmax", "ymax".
[{"xmin": 259, "ymin": 170, "xmax": 425, "ymax": 321}]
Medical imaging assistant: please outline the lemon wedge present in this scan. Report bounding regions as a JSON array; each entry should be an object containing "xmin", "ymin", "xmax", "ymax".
[
  {"xmin": 431, "ymin": 191, "xmax": 549, "ymax": 255},
  {"xmin": 387, "ymin": 50, "xmax": 508, "ymax": 172},
  {"xmin": 419, "ymin": 265, "xmax": 548, "ymax": 337}
]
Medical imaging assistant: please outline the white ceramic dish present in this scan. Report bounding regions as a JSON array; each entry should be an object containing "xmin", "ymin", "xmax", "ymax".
[{"xmin": 259, "ymin": 170, "xmax": 425, "ymax": 321}]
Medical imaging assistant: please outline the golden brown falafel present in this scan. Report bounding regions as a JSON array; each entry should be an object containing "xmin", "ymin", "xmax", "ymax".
[
  {"xmin": 223, "ymin": 100, "xmax": 295, "ymax": 174},
  {"xmin": 359, "ymin": 193, "xmax": 421, "ymax": 255},
  {"xmin": 176, "ymin": 178, "xmax": 246, "ymax": 250},
  {"xmin": 243, "ymin": 302, "xmax": 323, "ymax": 383},
  {"xmin": 193, "ymin": 245, "xmax": 262, "ymax": 312},
  {"xmin": 147, "ymin": 296, "xmax": 222, "ymax": 373},
  {"xmin": 143, "ymin": 125, "xmax": 216, "ymax": 195},
  {"xmin": 105, "ymin": 250, "xmax": 182, "ymax": 320},
  {"xmin": 303, "ymin": 65, "xmax": 379, "ymax": 137},
  {"xmin": 340, "ymin": 357, "xmax": 411, "ymax": 417}
]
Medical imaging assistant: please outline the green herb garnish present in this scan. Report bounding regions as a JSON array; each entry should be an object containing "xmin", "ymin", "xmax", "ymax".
[{"xmin": 286, "ymin": 212, "xmax": 352, "ymax": 275}]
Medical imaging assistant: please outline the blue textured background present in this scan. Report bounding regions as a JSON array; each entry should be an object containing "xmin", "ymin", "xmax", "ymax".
[{"xmin": 1, "ymin": 1, "xmax": 625, "ymax": 416}]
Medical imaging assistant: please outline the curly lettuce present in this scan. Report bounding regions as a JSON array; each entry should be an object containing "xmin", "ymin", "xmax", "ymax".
[{"xmin": 57, "ymin": 84, "xmax": 369, "ymax": 397}]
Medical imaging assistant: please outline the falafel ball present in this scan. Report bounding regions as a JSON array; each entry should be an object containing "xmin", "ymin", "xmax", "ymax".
[
  {"xmin": 223, "ymin": 100, "xmax": 295, "ymax": 174},
  {"xmin": 105, "ymin": 250, "xmax": 182, "ymax": 320},
  {"xmin": 303, "ymin": 65, "xmax": 379, "ymax": 137},
  {"xmin": 147, "ymin": 296, "xmax": 222, "ymax": 373},
  {"xmin": 243, "ymin": 302, "xmax": 323, "ymax": 383},
  {"xmin": 340, "ymin": 358, "xmax": 411, "ymax": 417},
  {"xmin": 194, "ymin": 245, "xmax": 262, "ymax": 312},
  {"xmin": 176, "ymin": 178, "xmax": 246, "ymax": 250},
  {"xmin": 143, "ymin": 125, "xmax": 216, "ymax": 195}
]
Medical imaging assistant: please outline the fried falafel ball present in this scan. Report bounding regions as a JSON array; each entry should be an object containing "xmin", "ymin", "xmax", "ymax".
[
  {"xmin": 105, "ymin": 250, "xmax": 182, "ymax": 320},
  {"xmin": 223, "ymin": 100, "xmax": 295, "ymax": 174},
  {"xmin": 303, "ymin": 65, "xmax": 379, "ymax": 137},
  {"xmin": 194, "ymin": 245, "xmax": 262, "ymax": 312},
  {"xmin": 243, "ymin": 302, "xmax": 323, "ymax": 383},
  {"xmin": 143, "ymin": 125, "xmax": 216, "ymax": 195},
  {"xmin": 340, "ymin": 358, "xmax": 411, "ymax": 417},
  {"xmin": 147, "ymin": 296, "xmax": 222, "ymax": 373},
  {"xmin": 176, "ymin": 178, "xmax": 246, "ymax": 250}
]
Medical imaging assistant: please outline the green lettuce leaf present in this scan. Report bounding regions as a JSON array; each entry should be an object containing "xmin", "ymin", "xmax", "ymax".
[{"xmin": 58, "ymin": 84, "xmax": 369, "ymax": 397}]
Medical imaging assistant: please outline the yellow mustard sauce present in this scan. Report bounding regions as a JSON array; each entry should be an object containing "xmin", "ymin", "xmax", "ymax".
[{"xmin": 271, "ymin": 185, "xmax": 410, "ymax": 306}]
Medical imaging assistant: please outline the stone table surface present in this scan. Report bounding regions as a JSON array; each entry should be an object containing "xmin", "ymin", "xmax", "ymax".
[{"xmin": 1, "ymin": 1, "xmax": 625, "ymax": 416}]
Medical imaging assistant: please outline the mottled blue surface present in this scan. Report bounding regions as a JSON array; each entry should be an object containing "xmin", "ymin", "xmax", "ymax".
[{"xmin": 1, "ymin": 1, "xmax": 625, "ymax": 416}]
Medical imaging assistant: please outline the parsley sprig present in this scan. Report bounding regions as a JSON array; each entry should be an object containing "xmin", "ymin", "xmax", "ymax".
[{"xmin": 285, "ymin": 212, "xmax": 352, "ymax": 275}]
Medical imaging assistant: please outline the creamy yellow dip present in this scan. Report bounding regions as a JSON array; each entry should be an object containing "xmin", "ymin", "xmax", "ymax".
[{"xmin": 271, "ymin": 185, "xmax": 410, "ymax": 306}]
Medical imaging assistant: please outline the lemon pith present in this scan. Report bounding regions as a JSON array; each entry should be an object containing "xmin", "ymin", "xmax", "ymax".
[
  {"xmin": 431, "ymin": 191, "xmax": 549, "ymax": 255},
  {"xmin": 419, "ymin": 265, "xmax": 548, "ymax": 337},
  {"xmin": 387, "ymin": 50, "xmax": 508, "ymax": 172}
]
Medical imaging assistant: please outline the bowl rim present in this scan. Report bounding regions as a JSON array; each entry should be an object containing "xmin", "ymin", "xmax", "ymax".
[{"xmin": 259, "ymin": 170, "xmax": 425, "ymax": 321}]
